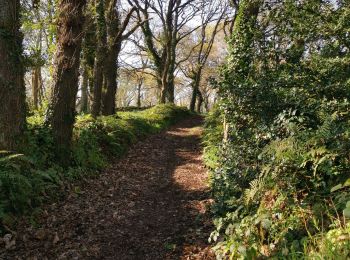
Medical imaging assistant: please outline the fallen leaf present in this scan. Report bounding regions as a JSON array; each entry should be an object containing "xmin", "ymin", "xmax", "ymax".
[
  {"xmin": 35, "ymin": 229, "xmax": 46, "ymax": 240},
  {"xmin": 53, "ymin": 232, "xmax": 60, "ymax": 244}
]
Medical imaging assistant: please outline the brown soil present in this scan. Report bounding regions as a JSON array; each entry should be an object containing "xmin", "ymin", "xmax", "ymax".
[{"xmin": 0, "ymin": 116, "xmax": 214, "ymax": 260}]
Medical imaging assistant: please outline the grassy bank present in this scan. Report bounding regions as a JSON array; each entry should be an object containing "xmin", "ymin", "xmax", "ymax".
[{"xmin": 0, "ymin": 104, "xmax": 190, "ymax": 232}]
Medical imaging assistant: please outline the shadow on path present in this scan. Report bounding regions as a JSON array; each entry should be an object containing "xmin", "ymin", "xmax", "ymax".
[{"xmin": 0, "ymin": 116, "xmax": 214, "ymax": 260}]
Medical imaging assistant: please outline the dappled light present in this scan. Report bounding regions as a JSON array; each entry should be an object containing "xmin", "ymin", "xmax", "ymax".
[
  {"xmin": 1, "ymin": 117, "xmax": 214, "ymax": 259},
  {"xmin": 1, "ymin": 0, "xmax": 349, "ymax": 259}
]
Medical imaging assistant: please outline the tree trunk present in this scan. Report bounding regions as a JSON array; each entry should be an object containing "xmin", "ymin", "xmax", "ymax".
[
  {"xmin": 81, "ymin": 6, "xmax": 97, "ymax": 113},
  {"xmin": 80, "ymin": 65, "xmax": 89, "ymax": 113},
  {"xmin": 91, "ymin": 0, "xmax": 106, "ymax": 117},
  {"xmin": 167, "ymin": 29, "xmax": 176, "ymax": 104},
  {"xmin": 0, "ymin": 0, "xmax": 26, "ymax": 151},
  {"xmin": 156, "ymin": 69, "xmax": 166, "ymax": 104},
  {"xmin": 38, "ymin": 67, "xmax": 43, "ymax": 105},
  {"xmin": 196, "ymin": 89, "xmax": 203, "ymax": 113},
  {"xmin": 189, "ymin": 70, "xmax": 201, "ymax": 112},
  {"xmin": 190, "ymin": 85, "xmax": 197, "ymax": 112},
  {"xmin": 203, "ymin": 93, "xmax": 210, "ymax": 112},
  {"xmin": 160, "ymin": 84, "xmax": 167, "ymax": 104},
  {"xmin": 137, "ymin": 80, "xmax": 142, "ymax": 108},
  {"xmin": 47, "ymin": 0, "xmax": 86, "ymax": 165},
  {"xmin": 88, "ymin": 72, "xmax": 94, "ymax": 111},
  {"xmin": 167, "ymin": 77, "xmax": 175, "ymax": 103},
  {"xmin": 102, "ymin": 41, "xmax": 121, "ymax": 115},
  {"xmin": 160, "ymin": 44, "xmax": 176, "ymax": 104},
  {"xmin": 101, "ymin": 0, "xmax": 123, "ymax": 116},
  {"xmin": 32, "ymin": 67, "xmax": 40, "ymax": 110},
  {"xmin": 91, "ymin": 60, "xmax": 103, "ymax": 117}
]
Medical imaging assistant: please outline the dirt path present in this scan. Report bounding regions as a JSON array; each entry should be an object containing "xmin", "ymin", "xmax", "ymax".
[{"xmin": 0, "ymin": 116, "xmax": 214, "ymax": 260}]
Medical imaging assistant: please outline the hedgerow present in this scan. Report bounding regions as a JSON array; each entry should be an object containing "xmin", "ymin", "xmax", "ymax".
[{"xmin": 204, "ymin": 1, "xmax": 350, "ymax": 258}]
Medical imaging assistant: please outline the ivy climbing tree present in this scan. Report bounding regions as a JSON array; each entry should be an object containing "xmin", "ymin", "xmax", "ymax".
[
  {"xmin": 47, "ymin": 0, "xmax": 87, "ymax": 165},
  {"xmin": 0, "ymin": 0, "xmax": 26, "ymax": 150}
]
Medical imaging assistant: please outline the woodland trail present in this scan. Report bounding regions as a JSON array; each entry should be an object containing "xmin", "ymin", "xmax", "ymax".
[{"xmin": 1, "ymin": 116, "xmax": 214, "ymax": 260}]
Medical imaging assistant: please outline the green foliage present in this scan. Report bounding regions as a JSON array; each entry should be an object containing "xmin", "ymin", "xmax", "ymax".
[
  {"xmin": 0, "ymin": 104, "xmax": 190, "ymax": 232},
  {"xmin": 202, "ymin": 105, "xmax": 223, "ymax": 170},
  {"xmin": 204, "ymin": 0, "xmax": 350, "ymax": 258}
]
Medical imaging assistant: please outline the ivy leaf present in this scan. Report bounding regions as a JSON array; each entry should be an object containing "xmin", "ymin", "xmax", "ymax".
[
  {"xmin": 343, "ymin": 178, "xmax": 350, "ymax": 187},
  {"xmin": 343, "ymin": 208, "xmax": 350, "ymax": 218},
  {"xmin": 261, "ymin": 219, "xmax": 272, "ymax": 230},
  {"xmin": 330, "ymin": 184, "xmax": 343, "ymax": 192}
]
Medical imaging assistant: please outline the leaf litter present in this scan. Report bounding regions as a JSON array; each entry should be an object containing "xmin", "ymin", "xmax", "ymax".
[{"xmin": 0, "ymin": 116, "xmax": 214, "ymax": 260}]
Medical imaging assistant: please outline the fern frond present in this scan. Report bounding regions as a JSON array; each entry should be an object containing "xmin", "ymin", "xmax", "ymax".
[{"xmin": 244, "ymin": 177, "xmax": 265, "ymax": 205}]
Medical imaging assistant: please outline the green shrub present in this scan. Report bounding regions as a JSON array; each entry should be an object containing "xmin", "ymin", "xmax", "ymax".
[{"xmin": 204, "ymin": 1, "xmax": 350, "ymax": 258}]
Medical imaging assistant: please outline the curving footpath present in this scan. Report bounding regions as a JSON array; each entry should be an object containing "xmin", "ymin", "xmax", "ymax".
[{"xmin": 0, "ymin": 116, "xmax": 214, "ymax": 260}]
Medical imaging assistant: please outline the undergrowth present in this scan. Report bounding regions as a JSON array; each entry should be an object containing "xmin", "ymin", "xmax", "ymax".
[
  {"xmin": 203, "ymin": 1, "xmax": 350, "ymax": 258},
  {"xmin": 204, "ymin": 104, "xmax": 350, "ymax": 259},
  {"xmin": 0, "ymin": 104, "xmax": 190, "ymax": 233}
]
